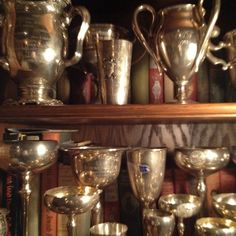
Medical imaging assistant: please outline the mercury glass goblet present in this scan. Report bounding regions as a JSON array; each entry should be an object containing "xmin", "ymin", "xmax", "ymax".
[
  {"xmin": 158, "ymin": 193, "xmax": 201, "ymax": 236},
  {"xmin": 143, "ymin": 209, "xmax": 175, "ymax": 236},
  {"xmin": 44, "ymin": 185, "xmax": 101, "ymax": 236},
  {"xmin": 195, "ymin": 217, "xmax": 236, "ymax": 235},
  {"xmin": 127, "ymin": 147, "xmax": 166, "ymax": 236},
  {"xmin": 0, "ymin": 140, "xmax": 58, "ymax": 236},
  {"xmin": 212, "ymin": 193, "xmax": 236, "ymax": 221},
  {"xmin": 65, "ymin": 145, "xmax": 126, "ymax": 226},
  {"xmin": 175, "ymin": 147, "xmax": 230, "ymax": 205}
]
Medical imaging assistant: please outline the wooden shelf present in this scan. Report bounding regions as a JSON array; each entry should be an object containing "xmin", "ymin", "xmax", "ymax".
[{"xmin": 0, "ymin": 103, "xmax": 236, "ymax": 125}]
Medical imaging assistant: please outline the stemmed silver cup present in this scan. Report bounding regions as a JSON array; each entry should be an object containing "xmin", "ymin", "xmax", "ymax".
[
  {"xmin": 174, "ymin": 147, "xmax": 230, "ymax": 212},
  {"xmin": 44, "ymin": 185, "xmax": 101, "ymax": 236},
  {"xmin": 0, "ymin": 140, "xmax": 58, "ymax": 236},
  {"xmin": 212, "ymin": 193, "xmax": 236, "ymax": 221},
  {"xmin": 158, "ymin": 193, "xmax": 201, "ymax": 236},
  {"xmin": 64, "ymin": 145, "xmax": 126, "ymax": 226},
  {"xmin": 126, "ymin": 147, "xmax": 166, "ymax": 236}
]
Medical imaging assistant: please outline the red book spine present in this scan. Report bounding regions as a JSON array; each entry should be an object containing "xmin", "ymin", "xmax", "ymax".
[
  {"xmin": 149, "ymin": 58, "xmax": 164, "ymax": 104},
  {"xmin": 40, "ymin": 132, "xmax": 60, "ymax": 236},
  {"xmin": 160, "ymin": 167, "xmax": 174, "ymax": 196}
]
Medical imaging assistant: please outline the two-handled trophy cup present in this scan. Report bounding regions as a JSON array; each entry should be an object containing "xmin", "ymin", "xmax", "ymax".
[
  {"xmin": 133, "ymin": 0, "xmax": 221, "ymax": 104},
  {"xmin": 0, "ymin": 0, "xmax": 90, "ymax": 105}
]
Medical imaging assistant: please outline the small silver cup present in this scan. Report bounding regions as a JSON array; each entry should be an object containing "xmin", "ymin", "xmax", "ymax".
[
  {"xmin": 143, "ymin": 209, "xmax": 175, "ymax": 236},
  {"xmin": 90, "ymin": 222, "xmax": 128, "ymax": 236},
  {"xmin": 97, "ymin": 39, "xmax": 133, "ymax": 104}
]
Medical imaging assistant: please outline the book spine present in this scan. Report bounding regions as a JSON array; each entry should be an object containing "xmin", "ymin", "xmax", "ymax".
[
  {"xmin": 1, "ymin": 172, "xmax": 21, "ymax": 236},
  {"xmin": 131, "ymin": 49, "xmax": 149, "ymax": 104},
  {"xmin": 118, "ymin": 157, "xmax": 142, "ymax": 236},
  {"xmin": 103, "ymin": 180, "xmax": 120, "ymax": 222},
  {"xmin": 160, "ymin": 167, "xmax": 174, "ymax": 196},
  {"xmin": 149, "ymin": 58, "xmax": 164, "ymax": 104},
  {"xmin": 40, "ymin": 132, "xmax": 60, "ymax": 236},
  {"xmin": 164, "ymin": 74, "xmax": 175, "ymax": 103}
]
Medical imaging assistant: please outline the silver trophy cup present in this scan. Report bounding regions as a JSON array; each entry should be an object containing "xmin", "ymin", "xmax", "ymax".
[
  {"xmin": 133, "ymin": 0, "xmax": 221, "ymax": 104},
  {"xmin": 0, "ymin": 0, "xmax": 90, "ymax": 105}
]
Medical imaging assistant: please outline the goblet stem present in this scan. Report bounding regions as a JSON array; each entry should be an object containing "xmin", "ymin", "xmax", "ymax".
[
  {"xmin": 197, "ymin": 175, "xmax": 207, "ymax": 203},
  {"xmin": 67, "ymin": 214, "xmax": 78, "ymax": 236},
  {"xmin": 19, "ymin": 171, "xmax": 33, "ymax": 236},
  {"xmin": 91, "ymin": 199, "xmax": 103, "ymax": 226},
  {"xmin": 177, "ymin": 217, "xmax": 185, "ymax": 236},
  {"xmin": 176, "ymin": 82, "xmax": 189, "ymax": 104}
]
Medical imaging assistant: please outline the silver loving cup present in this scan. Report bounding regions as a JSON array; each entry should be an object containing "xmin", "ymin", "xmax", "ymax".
[
  {"xmin": 133, "ymin": 0, "xmax": 221, "ymax": 104},
  {"xmin": 0, "ymin": 0, "xmax": 90, "ymax": 105},
  {"xmin": 97, "ymin": 39, "xmax": 133, "ymax": 104}
]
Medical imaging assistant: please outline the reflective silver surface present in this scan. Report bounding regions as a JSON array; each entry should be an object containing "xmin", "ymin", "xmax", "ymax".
[
  {"xmin": 158, "ymin": 194, "xmax": 201, "ymax": 236},
  {"xmin": 0, "ymin": 140, "xmax": 58, "ymax": 174},
  {"xmin": 212, "ymin": 193, "xmax": 236, "ymax": 221},
  {"xmin": 44, "ymin": 185, "xmax": 101, "ymax": 215},
  {"xmin": 97, "ymin": 39, "xmax": 133, "ymax": 104},
  {"xmin": 127, "ymin": 147, "xmax": 166, "ymax": 209},
  {"xmin": 67, "ymin": 146, "xmax": 126, "ymax": 225},
  {"xmin": 44, "ymin": 185, "xmax": 101, "ymax": 236},
  {"xmin": 90, "ymin": 222, "xmax": 128, "ymax": 236},
  {"xmin": 0, "ymin": 0, "xmax": 90, "ymax": 105},
  {"xmin": 143, "ymin": 209, "xmax": 175, "ymax": 236},
  {"xmin": 70, "ymin": 146, "xmax": 125, "ymax": 188},
  {"xmin": 0, "ymin": 140, "xmax": 58, "ymax": 236},
  {"xmin": 195, "ymin": 217, "xmax": 236, "ymax": 235},
  {"xmin": 175, "ymin": 147, "xmax": 230, "ymax": 203},
  {"xmin": 133, "ymin": 0, "xmax": 221, "ymax": 103}
]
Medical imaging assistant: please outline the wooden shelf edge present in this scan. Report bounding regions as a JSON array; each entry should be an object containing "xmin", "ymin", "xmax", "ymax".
[{"xmin": 0, "ymin": 103, "xmax": 236, "ymax": 125}]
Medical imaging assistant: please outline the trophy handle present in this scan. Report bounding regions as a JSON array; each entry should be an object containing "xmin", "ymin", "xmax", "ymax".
[
  {"xmin": 64, "ymin": 6, "xmax": 90, "ymax": 68},
  {"xmin": 194, "ymin": 0, "xmax": 221, "ymax": 71},
  {"xmin": 132, "ymin": 4, "xmax": 161, "ymax": 70}
]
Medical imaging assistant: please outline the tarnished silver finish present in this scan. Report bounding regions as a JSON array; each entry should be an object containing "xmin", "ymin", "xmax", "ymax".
[
  {"xmin": 0, "ymin": 0, "xmax": 90, "ymax": 105},
  {"xmin": 0, "ymin": 140, "xmax": 58, "ymax": 236},
  {"xmin": 127, "ymin": 147, "xmax": 166, "ymax": 236},
  {"xmin": 44, "ymin": 185, "xmax": 101, "ymax": 236},
  {"xmin": 90, "ymin": 222, "xmax": 128, "ymax": 236},
  {"xmin": 195, "ymin": 217, "xmax": 236, "ymax": 235},
  {"xmin": 127, "ymin": 147, "xmax": 166, "ymax": 209},
  {"xmin": 175, "ymin": 147, "xmax": 230, "ymax": 206},
  {"xmin": 133, "ymin": 0, "xmax": 221, "ymax": 104},
  {"xmin": 97, "ymin": 39, "xmax": 133, "ymax": 104},
  {"xmin": 65, "ymin": 146, "xmax": 126, "ymax": 226},
  {"xmin": 212, "ymin": 193, "xmax": 236, "ymax": 221},
  {"xmin": 159, "ymin": 194, "xmax": 201, "ymax": 236},
  {"xmin": 143, "ymin": 209, "xmax": 175, "ymax": 236}
]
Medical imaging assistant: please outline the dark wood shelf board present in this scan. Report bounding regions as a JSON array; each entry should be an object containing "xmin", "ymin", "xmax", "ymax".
[{"xmin": 0, "ymin": 103, "xmax": 236, "ymax": 125}]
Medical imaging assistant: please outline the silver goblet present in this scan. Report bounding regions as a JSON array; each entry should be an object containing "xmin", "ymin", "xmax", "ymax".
[
  {"xmin": 44, "ymin": 185, "xmax": 101, "ymax": 236},
  {"xmin": 127, "ymin": 147, "xmax": 166, "ymax": 236},
  {"xmin": 143, "ymin": 209, "xmax": 175, "ymax": 236},
  {"xmin": 0, "ymin": 140, "xmax": 58, "ymax": 236},
  {"xmin": 195, "ymin": 217, "xmax": 236, "ymax": 235},
  {"xmin": 65, "ymin": 146, "xmax": 126, "ymax": 226},
  {"xmin": 0, "ymin": 0, "xmax": 90, "ymax": 105},
  {"xmin": 158, "ymin": 194, "xmax": 201, "ymax": 236},
  {"xmin": 174, "ymin": 147, "xmax": 230, "ymax": 207},
  {"xmin": 90, "ymin": 222, "xmax": 128, "ymax": 236},
  {"xmin": 133, "ymin": 0, "xmax": 221, "ymax": 104},
  {"xmin": 212, "ymin": 193, "xmax": 236, "ymax": 221}
]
